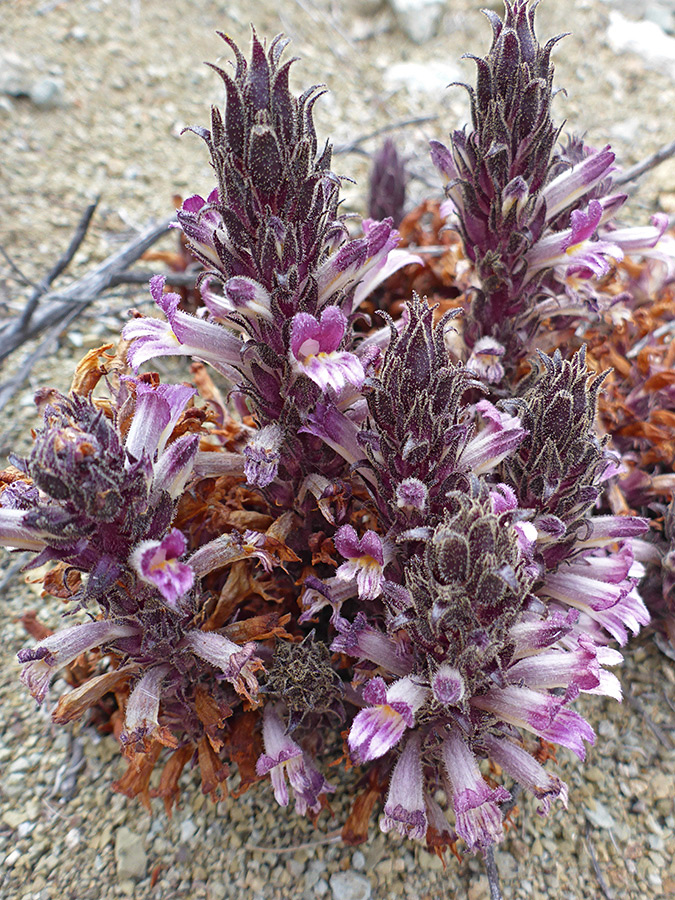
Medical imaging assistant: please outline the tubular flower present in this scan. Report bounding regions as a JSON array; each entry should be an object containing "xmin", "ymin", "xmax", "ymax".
[{"xmin": 255, "ymin": 704, "xmax": 334, "ymax": 815}]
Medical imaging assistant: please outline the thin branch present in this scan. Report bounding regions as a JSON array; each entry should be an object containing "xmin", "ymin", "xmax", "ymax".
[
  {"xmin": 484, "ymin": 846, "xmax": 503, "ymax": 900},
  {"xmin": 614, "ymin": 137, "xmax": 675, "ymax": 186},
  {"xmin": 17, "ymin": 196, "xmax": 100, "ymax": 334},
  {"xmin": 244, "ymin": 828, "xmax": 343, "ymax": 853},
  {"xmin": 0, "ymin": 215, "xmax": 173, "ymax": 364},
  {"xmin": 623, "ymin": 686, "xmax": 675, "ymax": 749},
  {"xmin": 0, "ymin": 552, "xmax": 30, "ymax": 593},
  {"xmin": 0, "ymin": 245, "xmax": 39, "ymax": 289},
  {"xmin": 108, "ymin": 269, "xmax": 199, "ymax": 288},
  {"xmin": 0, "ymin": 304, "xmax": 82, "ymax": 413},
  {"xmin": 334, "ymin": 116, "xmax": 438, "ymax": 154},
  {"xmin": 584, "ymin": 824, "xmax": 615, "ymax": 900}
]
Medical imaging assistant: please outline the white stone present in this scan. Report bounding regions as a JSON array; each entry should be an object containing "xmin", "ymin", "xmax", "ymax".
[
  {"xmin": 30, "ymin": 77, "xmax": 65, "ymax": 108},
  {"xmin": 114, "ymin": 826, "xmax": 147, "ymax": 880},
  {"xmin": 65, "ymin": 828, "xmax": 82, "ymax": 849},
  {"xmin": 389, "ymin": 0, "xmax": 445, "ymax": 44},
  {"xmin": 606, "ymin": 11, "xmax": 675, "ymax": 80},
  {"xmin": 584, "ymin": 801, "xmax": 616, "ymax": 831},
  {"xmin": 383, "ymin": 60, "xmax": 462, "ymax": 96},
  {"xmin": 0, "ymin": 51, "xmax": 31, "ymax": 97},
  {"xmin": 179, "ymin": 818, "xmax": 197, "ymax": 843},
  {"xmin": 329, "ymin": 871, "xmax": 372, "ymax": 900}
]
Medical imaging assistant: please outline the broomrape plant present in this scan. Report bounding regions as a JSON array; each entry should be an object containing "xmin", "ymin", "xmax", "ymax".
[{"xmin": 2, "ymin": 0, "xmax": 671, "ymax": 862}]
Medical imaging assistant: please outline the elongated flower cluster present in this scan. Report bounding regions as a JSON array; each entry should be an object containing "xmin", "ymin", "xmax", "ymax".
[
  {"xmin": 2, "ymin": 3, "xmax": 671, "ymax": 866},
  {"xmin": 430, "ymin": 1, "xmax": 668, "ymax": 376}
]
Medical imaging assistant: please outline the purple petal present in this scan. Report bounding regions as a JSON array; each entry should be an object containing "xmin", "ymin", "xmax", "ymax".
[
  {"xmin": 483, "ymin": 734, "xmax": 568, "ymax": 816},
  {"xmin": 381, "ymin": 734, "xmax": 427, "ymax": 841},
  {"xmin": 442, "ymin": 729, "xmax": 510, "ymax": 852}
]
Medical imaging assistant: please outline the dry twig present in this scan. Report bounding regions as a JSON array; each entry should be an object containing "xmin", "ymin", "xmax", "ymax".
[
  {"xmin": 623, "ymin": 687, "xmax": 675, "ymax": 750},
  {"xmin": 334, "ymin": 116, "xmax": 438, "ymax": 155},
  {"xmin": 614, "ymin": 137, "xmax": 675, "ymax": 186},
  {"xmin": 16, "ymin": 197, "xmax": 100, "ymax": 335},
  {"xmin": 0, "ymin": 214, "xmax": 173, "ymax": 364},
  {"xmin": 584, "ymin": 823, "xmax": 616, "ymax": 900},
  {"xmin": 0, "ymin": 304, "xmax": 82, "ymax": 413},
  {"xmin": 484, "ymin": 846, "xmax": 503, "ymax": 900}
]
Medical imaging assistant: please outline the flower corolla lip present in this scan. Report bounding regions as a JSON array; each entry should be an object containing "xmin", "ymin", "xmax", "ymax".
[
  {"xmin": 334, "ymin": 524, "xmax": 386, "ymax": 600},
  {"xmin": 175, "ymin": 190, "xmax": 225, "ymax": 269},
  {"xmin": 289, "ymin": 307, "xmax": 365, "ymax": 393},
  {"xmin": 348, "ymin": 675, "xmax": 427, "ymax": 763},
  {"xmin": 431, "ymin": 664, "xmax": 465, "ymax": 706},
  {"xmin": 466, "ymin": 336, "xmax": 505, "ymax": 384},
  {"xmin": 380, "ymin": 734, "xmax": 428, "ymax": 841},
  {"xmin": 130, "ymin": 528, "xmax": 195, "ymax": 608}
]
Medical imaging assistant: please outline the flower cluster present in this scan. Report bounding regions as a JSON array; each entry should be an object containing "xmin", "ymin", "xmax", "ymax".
[
  {"xmin": 430, "ymin": 0, "xmax": 667, "ymax": 376},
  {"xmin": 2, "ymin": 0, "xmax": 672, "ymax": 866}
]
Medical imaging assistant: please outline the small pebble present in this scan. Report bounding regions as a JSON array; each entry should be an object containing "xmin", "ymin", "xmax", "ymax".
[
  {"xmin": 330, "ymin": 871, "xmax": 372, "ymax": 900},
  {"xmin": 114, "ymin": 826, "xmax": 147, "ymax": 880},
  {"xmin": 29, "ymin": 77, "xmax": 65, "ymax": 108}
]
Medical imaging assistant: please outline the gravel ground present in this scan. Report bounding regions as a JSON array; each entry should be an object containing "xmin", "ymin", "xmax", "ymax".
[{"xmin": 2, "ymin": 1, "xmax": 675, "ymax": 899}]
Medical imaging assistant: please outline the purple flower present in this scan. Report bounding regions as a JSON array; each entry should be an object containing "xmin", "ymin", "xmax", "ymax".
[
  {"xmin": 124, "ymin": 276, "xmax": 242, "ymax": 377},
  {"xmin": 431, "ymin": 664, "xmax": 465, "ymax": 706},
  {"xmin": 395, "ymin": 478, "xmax": 429, "ymax": 515},
  {"xmin": 599, "ymin": 213, "xmax": 669, "ymax": 255},
  {"xmin": 130, "ymin": 528, "xmax": 195, "ymax": 609},
  {"xmin": 331, "ymin": 612, "xmax": 412, "ymax": 676},
  {"xmin": 380, "ymin": 734, "xmax": 427, "ymax": 841},
  {"xmin": 124, "ymin": 380, "xmax": 197, "ymax": 462},
  {"xmin": 255, "ymin": 704, "xmax": 334, "ymax": 815},
  {"xmin": 334, "ymin": 524, "xmax": 386, "ymax": 600},
  {"xmin": 472, "ymin": 686, "xmax": 595, "ymax": 760},
  {"xmin": 541, "ymin": 145, "xmax": 617, "ymax": 223},
  {"xmin": 466, "ymin": 337, "xmax": 506, "ymax": 384},
  {"xmin": 524, "ymin": 200, "xmax": 623, "ymax": 282},
  {"xmin": 348, "ymin": 675, "xmax": 427, "ymax": 763},
  {"xmin": 483, "ymin": 734, "xmax": 568, "ymax": 816},
  {"xmin": 18, "ymin": 621, "xmax": 138, "ymax": 703},
  {"xmin": 459, "ymin": 400, "xmax": 527, "ymax": 474},
  {"xmin": 442, "ymin": 729, "xmax": 510, "ymax": 853},
  {"xmin": 289, "ymin": 308, "xmax": 365, "ymax": 394},
  {"xmin": 243, "ymin": 424, "xmax": 283, "ymax": 488},
  {"xmin": 185, "ymin": 630, "xmax": 260, "ymax": 700}
]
